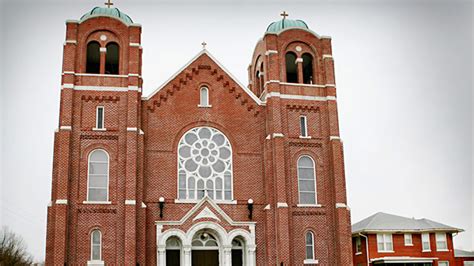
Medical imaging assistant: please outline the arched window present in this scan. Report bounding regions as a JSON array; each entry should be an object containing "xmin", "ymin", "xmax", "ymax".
[
  {"xmin": 258, "ymin": 63, "xmax": 264, "ymax": 95},
  {"xmin": 255, "ymin": 71, "xmax": 261, "ymax": 95},
  {"xmin": 305, "ymin": 231, "xmax": 315, "ymax": 260},
  {"xmin": 86, "ymin": 41, "xmax": 100, "ymax": 74},
  {"xmin": 177, "ymin": 127, "xmax": 232, "ymax": 201},
  {"xmin": 302, "ymin": 53, "xmax": 314, "ymax": 84},
  {"xmin": 90, "ymin": 229, "xmax": 102, "ymax": 261},
  {"xmin": 285, "ymin": 52, "xmax": 298, "ymax": 83},
  {"xmin": 199, "ymin": 87, "xmax": 210, "ymax": 107},
  {"xmin": 297, "ymin": 156, "xmax": 317, "ymax": 205},
  {"xmin": 105, "ymin": 42, "xmax": 119, "ymax": 74},
  {"xmin": 87, "ymin": 149, "xmax": 109, "ymax": 202},
  {"xmin": 166, "ymin": 237, "xmax": 181, "ymax": 266}
]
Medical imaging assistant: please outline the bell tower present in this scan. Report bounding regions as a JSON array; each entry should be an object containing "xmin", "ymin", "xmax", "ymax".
[
  {"xmin": 45, "ymin": 4, "xmax": 144, "ymax": 265},
  {"xmin": 248, "ymin": 13, "xmax": 353, "ymax": 265}
]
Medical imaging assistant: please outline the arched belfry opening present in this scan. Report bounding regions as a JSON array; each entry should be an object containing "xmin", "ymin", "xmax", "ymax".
[
  {"xmin": 86, "ymin": 41, "xmax": 101, "ymax": 74},
  {"xmin": 302, "ymin": 53, "xmax": 314, "ymax": 84},
  {"xmin": 105, "ymin": 42, "xmax": 119, "ymax": 74},
  {"xmin": 285, "ymin": 52, "xmax": 298, "ymax": 83}
]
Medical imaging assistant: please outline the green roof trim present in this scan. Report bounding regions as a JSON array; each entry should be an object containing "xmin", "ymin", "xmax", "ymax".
[
  {"xmin": 80, "ymin": 7, "xmax": 133, "ymax": 24},
  {"xmin": 266, "ymin": 19, "xmax": 309, "ymax": 33}
]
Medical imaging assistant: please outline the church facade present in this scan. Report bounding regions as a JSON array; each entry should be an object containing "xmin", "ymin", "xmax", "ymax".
[{"xmin": 45, "ymin": 6, "xmax": 353, "ymax": 266}]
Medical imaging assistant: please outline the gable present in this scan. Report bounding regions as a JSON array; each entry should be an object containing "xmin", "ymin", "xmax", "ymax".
[{"xmin": 143, "ymin": 50, "xmax": 264, "ymax": 110}]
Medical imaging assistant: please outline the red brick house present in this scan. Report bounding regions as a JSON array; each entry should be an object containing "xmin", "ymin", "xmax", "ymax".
[
  {"xmin": 45, "ymin": 5, "xmax": 353, "ymax": 266},
  {"xmin": 454, "ymin": 250, "xmax": 474, "ymax": 266},
  {"xmin": 352, "ymin": 212, "xmax": 464, "ymax": 266}
]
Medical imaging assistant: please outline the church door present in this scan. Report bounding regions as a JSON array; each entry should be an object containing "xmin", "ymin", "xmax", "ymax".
[{"xmin": 192, "ymin": 250, "xmax": 219, "ymax": 266}]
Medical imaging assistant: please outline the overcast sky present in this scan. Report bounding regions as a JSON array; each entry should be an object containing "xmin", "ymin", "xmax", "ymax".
[{"xmin": 0, "ymin": 0, "xmax": 472, "ymax": 261}]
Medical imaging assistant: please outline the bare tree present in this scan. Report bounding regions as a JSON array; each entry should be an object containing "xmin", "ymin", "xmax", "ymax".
[{"xmin": 0, "ymin": 226, "xmax": 33, "ymax": 265}]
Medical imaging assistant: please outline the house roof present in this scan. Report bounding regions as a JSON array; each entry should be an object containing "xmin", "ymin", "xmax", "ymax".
[
  {"xmin": 352, "ymin": 212, "xmax": 462, "ymax": 234},
  {"xmin": 455, "ymin": 249, "xmax": 474, "ymax": 257}
]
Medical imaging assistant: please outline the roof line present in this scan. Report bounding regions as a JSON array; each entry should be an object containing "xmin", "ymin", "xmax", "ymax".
[{"xmin": 143, "ymin": 49, "xmax": 263, "ymax": 105}]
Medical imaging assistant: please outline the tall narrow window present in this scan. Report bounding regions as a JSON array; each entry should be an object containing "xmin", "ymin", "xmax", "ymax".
[
  {"xmin": 285, "ymin": 52, "xmax": 298, "ymax": 83},
  {"xmin": 199, "ymin": 87, "xmax": 210, "ymax": 107},
  {"xmin": 231, "ymin": 238, "xmax": 244, "ymax": 266},
  {"xmin": 422, "ymin": 233, "xmax": 431, "ymax": 251},
  {"xmin": 300, "ymin": 116, "xmax": 308, "ymax": 137},
  {"xmin": 302, "ymin": 53, "xmax": 314, "ymax": 84},
  {"xmin": 86, "ymin": 41, "xmax": 100, "ymax": 74},
  {"xmin": 87, "ymin": 149, "xmax": 109, "ymax": 202},
  {"xmin": 96, "ymin": 106, "xmax": 104, "ymax": 129},
  {"xmin": 355, "ymin": 237, "xmax": 362, "ymax": 253},
  {"xmin": 105, "ymin": 42, "xmax": 119, "ymax": 74},
  {"xmin": 90, "ymin": 229, "xmax": 102, "ymax": 261},
  {"xmin": 436, "ymin": 233, "xmax": 447, "ymax": 250},
  {"xmin": 376, "ymin": 233, "xmax": 393, "ymax": 252},
  {"xmin": 255, "ymin": 71, "xmax": 261, "ymax": 95},
  {"xmin": 258, "ymin": 63, "xmax": 264, "ymax": 94},
  {"xmin": 305, "ymin": 231, "xmax": 315, "ymax": 260},
  {"xmin": 297, "ymin": 156, "xmax": 316, "ymax": 205}
]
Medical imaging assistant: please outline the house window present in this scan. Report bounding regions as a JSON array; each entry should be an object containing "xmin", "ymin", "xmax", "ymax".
[
  {"xmin": 86, "ymin": 41, "xmax": 101, "ymax": 74},
  {"xmin": 438, "ymin": 261, "xmax": 449, "ymax": 266},
  {"xmin": 96, "ymin": 106, "xmax": 105, "ymax": 129},
  {"xmin": 87, "ymin": 149, "xmax": 109, "ymax": 202},
  {"xmin": 376, "ymin": 233, "xmax": 393, "ymax": 252},
  {"xmin": 90, "ymin": 229, "xmax": 102, "ymax": 261},
  {"xmin": 404, "ymin": 233, "xmax": 413, "ymax": 246},
  {"xmin": 305, "ymin": 231, "xmax": 314, "ymax": 260},
  {"xmin": 199, "ymin": 87, "xmax": 210, "ymax": 107},
  {"xmin": 355, "ymin": 237, "xmax": 362, "ymax": 253},
  {"xmin": 436, "ymin": 233, "xmax": 448, "ymax": 250},
  {"xmin": 297, "ymin": 156, "xmax": 317, "ymax": 205},
  {"xmin": 177, "ymin": 127, "xmax": 232, "ymax": 201},
  {"xmin": 300, "ymin": 116, "xmax": 308, "ymax": 137},
  {"xmin": 422, "ymin": 233, "xmax": 431, "ymax": 251},
  {"xmin": 105, "ymin": 42, "xmax": 119, "ymax": 74}
]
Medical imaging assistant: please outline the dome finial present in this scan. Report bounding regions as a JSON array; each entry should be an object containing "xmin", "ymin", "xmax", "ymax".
[
  {"xmin": 104, "ymin": 0, "xmax": 114, "ymax": 8},
  {"xmin": 280, "ymin": 11, "xmax": 289, "ymax": 20},
  {"xmin": 201, "ymin": 41, "xmax": 207, "ymax": 50}
]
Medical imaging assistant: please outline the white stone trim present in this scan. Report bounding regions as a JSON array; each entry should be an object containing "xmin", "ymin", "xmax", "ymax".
[
  {"xmin": 304, "ymin": 259, "xmax": 319, "ymax": 264},
  {"xmin": 279, "ymin": 82, "xmax": 326, "ymax": 88},
  {"xmin": 197, "ymin": 104, "xmax": 212, "ymax": 108},
  {"xmin": 127, "ymin": 127, "xmax": 138, "ymax": 132},
  {"xmin": 277, "ymin": 202, "xmax": 288, "ymax": 208},
  {"xmin": 174, "ymin": 199, "xmax": 237, "ymax": 205},
  {"xmin": 87, "ymin": 260, "xmax": 105, "ymax": 266},
  {"xmin": 336, "ymin": 203, "xmax": 347, "ymax": 208},
  {"xmin": 125, "ymin": 200, "xmax": 136, "ymax": 205},
  {"xmin": 297, "ymin": 204, "xmax": 322, "ymax": 208},
  {"xmin": 47, "ymin": 201, "xmax": 53, "ymax": 207},
  {"xmin": 62, "ymin": 83, "xmax": 74, "ymax": 89},
  {"xmin": 266, "ymin": 92, "xmax": 336, "ymax": 102},
  {"xmin": 265, "ymin": 50, "xmax": 278, "ymax": 55},
  {"xmin": 272, "ymin": 133, "xmax": 284, "ymax": 138},
  {"xmin": 82, "ymin": 201, "xmax": 112, "ymax": 205},
  {"xmin": 64, "ymin": 40, "xmax": 77, "ymax": 45},
  {"xmin": 56, "ymin": 199, "xmax": 68, "ymax": 205},
  {"xmin": 295, "ymin": 58, "xmax": 304, "ymax": 63},
  {"xmin": 265, "ymin": 134, "xmax": 271, "ymax": 140},
  {"xmin": 128, "ymin": 73, "xmax": 140, "ymax": 77},
  {"xmin": 99, "ymin": 47, "xmax": 107, "ymax": 53},
  {"xmin": 299, "ymin": 136, "xmax": 312, "ymax": 139},
  {"xmin": 327, "ymin": 96, "xmax": 337, "ymax": 101},
  {"xmin": 128, "ymin": 85, "xmax": 139, "ymax": 91},
  {"xmin": 263, "ymin": 204, "xmax": 271, "ymax": 210},
  {"xmin": 92, "ymin": 128, "xmax": 107, "ymax": 132},
  {"xmin": 75, "ymin": 73, "xmax": 129, "ymax": 78},
  {"xmin": 129, "ymin": 42, "xmax": 141, "ymax": 47},
  {"xmin": 325, "ymin": 84, "xmax": 336, "ymax": 87},
  {"xmin": 141, "ymin": 202, "xmax": 147, "ymax": 208},
  {"xmin": 330, "ymin": 136, "xmax": 340, "ymax": 140},
  {"xmin": 63, "ymin": 71, "xmax": 75, "ymax": 75},
  {"xmin": 60, "ymin": 126, "xmax": 72, "ymax": 131},
  {"xmin": 193, "ymin": 207, "xmax": 221, "ymax": 222},
  {"xmin": 139, "ymin": 129, "xmax": 145, "ymax": 135},
  {"xmin": 322, "ymin": 54, "xmax": 333, "ymax": 59},
  {"xmin": 144, "ymin": 50, "xmax": 264, "ymax": 105}
]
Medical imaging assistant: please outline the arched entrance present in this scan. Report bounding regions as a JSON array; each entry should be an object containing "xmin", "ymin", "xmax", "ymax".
[{"xmin": 191, "ymin": 231, "xmax": 219, "ymax": 266}]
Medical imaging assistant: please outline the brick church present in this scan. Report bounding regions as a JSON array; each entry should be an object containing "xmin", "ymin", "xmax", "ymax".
[{"xmin": 45, "ymin": 4, "xmax": 353, "ymax": 266}]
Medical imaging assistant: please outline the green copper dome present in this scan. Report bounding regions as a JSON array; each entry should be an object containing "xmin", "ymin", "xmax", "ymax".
[
  {"xmin": 80, "ymin": 7, "xmax": 133, "ymax": 24},
  {"xmin": 266, "ymin": 19, "xmax": 309, "ymax": 33}
]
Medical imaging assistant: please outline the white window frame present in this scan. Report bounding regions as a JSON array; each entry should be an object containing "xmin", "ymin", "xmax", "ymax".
[
  {"xmin": 436, "ymin": 232, "xmax": 448, "ymax": 251},
  {"xmin": 299, "ymin": 115, "xmax": 310, "ymax": 138},
  {"xmin": 304, "ymin": 231, "xmax": 318, "ymax": 264},
  {"xmin": 404, "ymin": 233, "xmax": 413, "ymax": 246},
  {"xmin": 376, "ymin": 233, "xmax": 393, "ymax": 252},
  {"xmin": 86, "ymin": 149, "xmax": 110, "ymax": 203},
  {"xmin": 198, "ymin": 86, "xmax": 211, "ymax": 107},
  {"xmin": 93, "ymin": 106, "xmax": 106, "ymax": 131},
  {"xmin": 438, "ymin": 261, "xmax": 449, "ymax": 266},
  {"xmin": 297, "ymin": 155, "xmax": 318, "ymax": 206},
  {"xmin": 422, "ymin": 233, "xmax": 431, "ymax": 252},
  {"xmin": 355, "ymin": 236, "xmax": 362, "ymax": 254},
  {"xmin": 88, "ymin": 229, "xmax": 104, "ymax": 265}
]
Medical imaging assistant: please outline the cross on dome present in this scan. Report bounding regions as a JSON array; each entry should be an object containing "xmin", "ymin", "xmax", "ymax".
[
  {"xmin": 104, "ymin": 0, "xmax": 114, "ymax": 8},
  {"xmin": 280, "ymin": 11, "xmax": 289, "ymax": 19},
  {"xmin": 201, "ymin": 41, "xmax": 207, "ymax": 49}
]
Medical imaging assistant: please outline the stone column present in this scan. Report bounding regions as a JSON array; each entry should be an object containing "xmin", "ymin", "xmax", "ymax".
[
  {"xmin": 223, "ymin": 246, "xmax": 232, "ymax": 266},
  {"xmin": 157, "ymin": 247, "xmax": 165, "ymax": 266},
  {"xmin": 183, "ymin": 246, "xmax": 192, "ymax": 265},
  {"xmin": 247, "ymin": 245, "xmax": 256, "ymax": 266},
  {"xmin": 296, "ymin": 57, "xmax": 304, "ymax": 83}
]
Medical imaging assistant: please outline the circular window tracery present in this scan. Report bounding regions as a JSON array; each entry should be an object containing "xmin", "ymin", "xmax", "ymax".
[{"xmin": 178, "ymin": 127, "xmax": 232, "ymax": 201}]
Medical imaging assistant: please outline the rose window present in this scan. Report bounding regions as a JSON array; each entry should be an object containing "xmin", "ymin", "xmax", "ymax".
[{"xmin": 178, "ymin": 127, "xmax": 232, "ymax": 200}]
